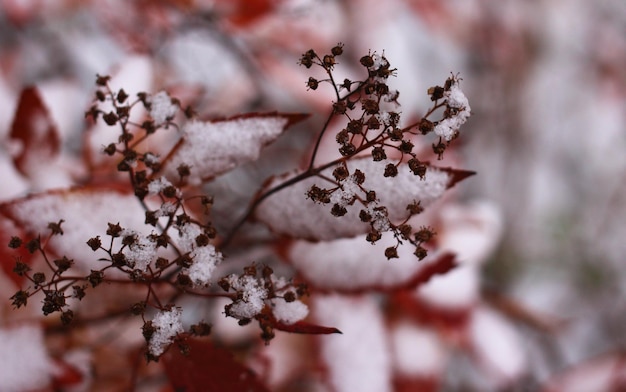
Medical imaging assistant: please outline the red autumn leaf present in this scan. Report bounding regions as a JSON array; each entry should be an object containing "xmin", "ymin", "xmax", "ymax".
[
  {"xmin": 9, "ymin": 86, "xmax": 61, "ymax": 177},
  {"xmin": 215, "ymin": 0, "xmax": 277, "ymax": 27},
  {"xmin": 162, "ymin": 338, "xmax": 270, "ymax": 392},
  {"xmin": 272, "ymin": 320, "xmax": 342, "ymax": 335}
]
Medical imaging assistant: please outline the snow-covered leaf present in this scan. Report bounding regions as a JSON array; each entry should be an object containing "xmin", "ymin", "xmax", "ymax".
[
  {"xmin": 0, "ymin": 187, "xmax": 148, "ymax": 274},
  {"xmin": 288, "ymin": 231, "xmax": 456, "ymax": 292},
  {"xmin": 256, "ymin": 157, "xmax": 473, "ymax": 241},
  {"xmin": 162, "ymin": 112, "xmax": 308, "ymax": 184}
]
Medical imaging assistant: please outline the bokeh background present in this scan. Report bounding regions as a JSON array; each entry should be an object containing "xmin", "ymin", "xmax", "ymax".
[{"xmin": 1, "ymin": 0, "xmax": 625, "ymax": 391}]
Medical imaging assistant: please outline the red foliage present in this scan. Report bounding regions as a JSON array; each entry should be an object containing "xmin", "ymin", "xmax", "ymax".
[
  {"xmin": 9, "ymin": 87, "xmax": 60, "ymax": 177},
  {"xmin": 162, "ymin": 338, "xmax": 270, "ymax": 392}
]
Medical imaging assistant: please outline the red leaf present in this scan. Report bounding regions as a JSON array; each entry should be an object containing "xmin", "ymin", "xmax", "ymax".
[
  {"xmin": 9, "ymin": 87, "xmax": 60, "ymax": 177},
  {"xmin": 273, "ymin": 321, "xmax": 342, "ymax": 335},
  {"xmin": 162, "ymin": 338, "xmax": 270, "ymax": 392}
]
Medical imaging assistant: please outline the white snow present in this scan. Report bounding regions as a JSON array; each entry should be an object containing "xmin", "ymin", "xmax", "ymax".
[
  {"xmin": 434, "ymin": 81, "xmax": 471, "ymax": 141},
  {"xmin": 165, "ymin": 116, "xmax": 290, "ymax": 184},
  {"xmin": 0, "ymin": 324, "xmax": 56, "ymax": 391},
  {"xmin": 185, "ymin": 245, "xmax": 222, "ymax": 287},
  {"xmin": 270, "ymin": 298, "xmax": 309, "ymax": 325},
  {"xmin": 256, "ymin": 158, "xmax": 451, "ymax": 241},
  {"xmin": 147, "ymin": 91, "xmax": 178, "ymax": 125},
  {"xmin": 120, "ymin": 229, "xmax": 157, "ymax": 271},
  {"xmin": 390, "ymin": 322, "xmax": 447, "ymax": 377},
  {"xmin": 149, "ymin": 307, "xmax": 184, "ymax": 357},
  {"xmin": 225, "ymin": 274, "xmax": 268, "ymax": 320},
  {"xmin": 313, "ymin": 294, "xmax": 392, "ymax": 392}
]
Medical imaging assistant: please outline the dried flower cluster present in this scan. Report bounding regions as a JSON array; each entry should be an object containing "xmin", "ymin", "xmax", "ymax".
[{"xmin": 4, "ymin": 44, "xmax": 473, "ymax": 386}]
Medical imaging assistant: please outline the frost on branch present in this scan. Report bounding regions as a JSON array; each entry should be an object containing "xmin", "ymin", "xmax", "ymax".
[{"xmin": 163, "ymin": 113, "xmax": 308, "ymax": 184}]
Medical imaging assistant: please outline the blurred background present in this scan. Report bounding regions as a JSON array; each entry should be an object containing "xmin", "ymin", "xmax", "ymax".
[{"xmin": 1, "ymin": 0, "xmax": 625, "ymax": 391}]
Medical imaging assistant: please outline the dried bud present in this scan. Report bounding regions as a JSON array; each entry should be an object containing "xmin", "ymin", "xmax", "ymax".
[
  {"xmin": 353, "ymin": 169, "xmax": 365, "ymax": 184},
  {"xmin": 117, "ymin": 88, "xmax": 129, "ymax": 103},
  {"xmin": 359, "ymin": 209, "xmax": 372, "ymax": 222},
  {"xmin": 362, "ymin": 99, "xmax": 379, "ymax": 114},
  {"xmin": 190, "ymin": 322, "xmax": 212, "ymax": 336},
  {"xmin": 400, "ymin": 140, "xmax": 414, "ymax": 153},
  {"xmin": 408, "ymin": 159, "xmax": 427, "ymax": 178},
  {"xmin": 54, "ymin": 256, "xmax": 73, "ymax": 273},
  {"xmin": 111, "ymin": 252, "xmax": 127, "ymax": 268},
  {"xmin": 218, "ymin": 277, "xmax": 231, "ymax": 292},
  {"xmin": 428, "ymin": 86, "xmax": 445, "ymax": 101},
  {"xmin": 398, "ymin": 224, "xmax": 412, "ymax": 239},
  {"xmin": 244, "ymin": 265, "xmax": 257, "ymax": 276},
  {"xmin": 176, "ymin": 273, "xmax": 192, "ymax": 287},
  {"xmin": 95, "ymin": 74, "xmax": 111, "ymax": 86},
  {"xmin": 414, "ymin": 246, "xmax": 428, "ymax": 260},
  {"xmin": 176, "ymin": 254, "xmax": 193, "ymax": 268},
  {"xmin": 13, "ymin": 260, "xmax": 30, "ymax": 276},
  {"xmin": 331, "ymin": 204, "xmax": 347, "ymax": 217},
  {"xmin": 366, "ymin": 190, "xmax": 377, "ymax": 202},
  {"xmin": 414, "ymin": 227, "xmax": 436, "ymax": 243},
  {"xmin": 283, "ymin": 291, "xmax": 296, "ymax": 303},
  {"xmin": 322, "ymin": 54, "xmax": 336, "ymax": 69},
  {"xmin": 47, "ymin": 220, "xmax": 64, "ymax": 235},
  {"xmin": 333, "ymin": 100, "xmax": 347, "ymax": 115},
  {"xmin": 384, "ymin": 163, "xmax": 398, "ymax": 177},
  {"xmin": 32, "ymin": 272, "xmax": 46, "ymax": 285},
  {"xmin": 156, "ymin": 257, "xmax": 169, "ymax": 270},
  {"xmin": 418, "ymin": 118, "xmax": 434, "ymax": 135},
  {"xmin": 87, "ymin": 236, "xmax": 102, "ymax": 251},
  {"xmin": 102, "ymin": 111, "xmax": 118, "ymax": 126},
  {"xmin": 8, "ymin": 236, "xmax": 22, "ymax": 249},
  {"xmin": 104, "ymin": 143, "xmax": 117, "ymax": 156},
  {"xmin": 331, "ymin": 43, "xmax": 344, "ymax": 56},
  {"xmin": 10, "ymin": 290, "xmax": 29, "ymax": 308},
  {"xmin": 87, "ymin": 270, "xmax": 104, "ymax": 288},
  {"xmin": 130, "ymin": 301, "xmax": 146, "ymax": 315},
  {"xmin": 384, "ymin": 247, "xmax": 399, "ymax": 260},
  {"xmin": 336, "ymin": 129, "xmax": 349, "ymax": 145},
  {"xmin": 195, "ymin": 233, "xmax": 210, "ymax": 247},
  {"xmin": 366, "ymin": 231, "xmax": 382, "ymax": 244},
  {"xmin": 406, "ymin": 201, "xmax": 424, "ymax": 215},
  {"xmin": 360, "ymin": 55, "xmax": 374, "ymax": 67},
  {"xmin": 332, "ymin": 166, "xmax": 349, "ymax": 181},
  {"xmin": 372, "ymin": 146, "xmax": 387, "ymax": 161},
  {"xmin": 72, "ymin": 285, "xmax": 86, "ymax": 300},
  {"xmin": 306, "ymin": 77, "xmax": 319, "ymax": 90},
  {"xmin": 26, "ymin": 238, "xmax": 40, "ymax": 254},
  {"xmin": 339, "ymin": 143, "xmax": 356, "ymax": 157}
]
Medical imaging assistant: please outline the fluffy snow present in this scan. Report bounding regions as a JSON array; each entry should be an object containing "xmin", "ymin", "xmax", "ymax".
[
  {"xmin": 313, "ymin": 294, "xmax": 392, "ymax": 392},
  {"xmin": 165, "ymin": 116, "xmax": 290, "ymax": 184},
  {"xmin": 147, "ymin": 91, "xmax": 178, "ymax": 124},
  {"xmin": 434, "ymin": 82, "xmax": 471, "ymax": 141},
  {"xmin": 225, "ymin": 274, "xmax": 268, "ymax": 320},
  {"xmin": 256, "ymin": 158, "xmax": 451, "ymax": 241},
  {"xmin": 147, "ymin": 176, "xmax": 175, "ymax": 196},
  {"xmin": 120, "ymin": 229, "xmax": 157, "ymax": 271},
  {"xmin": 149, "ymin": 307, "xmax": 184, "ymax": 357},
  {"xmin": 0, "ymin": 324, "xmax": 57, "ymax": 391},
  {"xmin": 270, "ymin": 298, "xmax": 309, "ymax": 325},
  {"xmin": 185, "ymin": 245, "xmax": 222, "ymax": 287}
]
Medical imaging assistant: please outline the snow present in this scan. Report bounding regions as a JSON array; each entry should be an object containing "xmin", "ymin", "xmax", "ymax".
[
  {"xmin": 147, "ymin": 91, "xmax": 178, "ymax": 125},
  {"xmin": 256, "ymin": 158, "xmax": 451, "ymax": 241},
  {"xmin": 270, "ymin": 298, "xmax": 309, "ymax": 325},
  {"xmin": 149, "ymin": 307, "xmax": 184, "ymax": 357},
  {"xmin": 147, "ymin": 176, "xmax": 175, "ymax": 196},
  {"xmin": 2, "ymin": 189, "xmax": 150, "ymax": 274},
  {"xmin": 434, "ymin": 81, "xmax": 471, "ymax": 141},
  {"xmin": 165, "ymin": 116, "xmax": 290, "ymax": 184},
  {"xmin": 469, "ymin": 306, "xmax": 527, "ymax": 383},
  {"xmin": 390, "ymin": 322, "xmax": 447, "ymax": 377},
  {"xmin": 185, "ymin": 245, "xmax": 221, "ymax": 287},
  {"xmin": 288, "ymin": 230, "xmax": 428, "ymax": 291},
  {"xmin": 225, "ymin": 274, "xmax": 268, "ymax": 320},
  {"xmin": 120, "ymin": 229, "xmax": 157, "ymax": 271},
  {"xmin": 0, "ymin": 324, "xmax": 57, "ymax": 392},
  {"xmin": 313, "ymin": 294, "xmax": 392, "ymax": 392}
]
